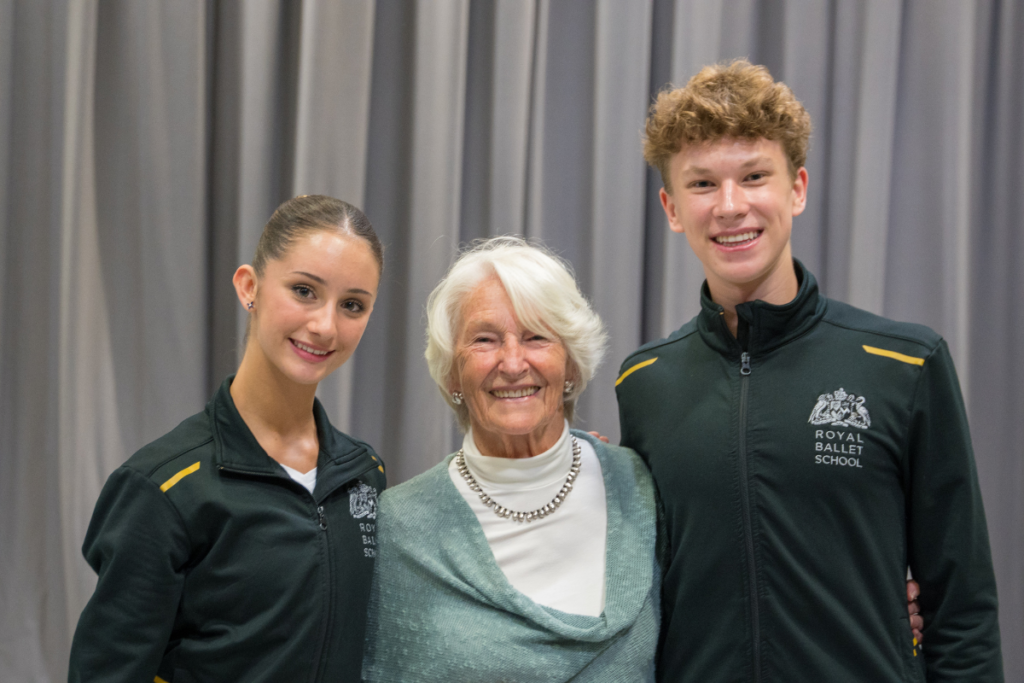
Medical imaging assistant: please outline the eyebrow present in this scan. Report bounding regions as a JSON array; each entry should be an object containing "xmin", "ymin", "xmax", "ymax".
[
  {"xmin": 290, "ymin": 271, "xmax": 374, "ymax": 296},
  {"xmin": 684, "ymin": 156, "xmax": 775, "ymax": 175},
  {"xmin": 292, "ymin": 270, "xmax": 327, "ymax": 284},
  {"xmin": 463, "ymin": 319, "xmax": 502, "ymax": 332}
]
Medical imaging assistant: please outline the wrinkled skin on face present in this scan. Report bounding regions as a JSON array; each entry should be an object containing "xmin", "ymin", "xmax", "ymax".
[{"xmin": 451, "ymin": 277, "xmax": 571, "ymax": 459}]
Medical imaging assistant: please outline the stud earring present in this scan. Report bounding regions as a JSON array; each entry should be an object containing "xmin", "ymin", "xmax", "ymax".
[
  {"xmin": 451, "ymin": 391, "xmax": 464, "ymax": 405},
  {"xmin": 247, "ymin": 301, "xmax": 255, "ymax": 310},
  {"xmin": 563, "ymin": 380, "xmax": 575, "ymax": 395}
]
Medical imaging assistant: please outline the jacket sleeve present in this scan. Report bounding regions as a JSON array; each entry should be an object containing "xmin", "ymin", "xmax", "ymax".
[
  {"xmin": 68, "ymin": 466, "xmax": 191, "ymax": 683},
  {"xmin": 906, "ymin": 341, "xmax": 1003, "ymax": 681}
]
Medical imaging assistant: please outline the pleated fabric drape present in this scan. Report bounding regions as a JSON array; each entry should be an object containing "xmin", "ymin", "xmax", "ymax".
[{"xmin": 0, "ymin": 1, "xmax": 1021, "ymax": 680}]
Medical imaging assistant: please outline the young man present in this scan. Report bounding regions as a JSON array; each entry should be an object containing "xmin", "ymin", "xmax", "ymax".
[{"xmin": 616, "ymin": 60, "xmax": 1003, "ymax": 682}]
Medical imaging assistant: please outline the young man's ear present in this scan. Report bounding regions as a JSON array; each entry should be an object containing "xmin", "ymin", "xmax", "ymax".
[
  {"xmin": 791, "ymin": 167, "xmax": 809, "ymax": 217},
  {"xmin": 660, "ymin": 187, "xmax": 686, "ymax": 234},
  {"xmin": 232, "ymin": 265, "xmax": 258, "ymax": 309}
]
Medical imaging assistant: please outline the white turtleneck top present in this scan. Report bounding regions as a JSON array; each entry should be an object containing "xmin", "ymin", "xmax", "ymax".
[{"xmin": 448, "ymin": 422, "xmax": 608, "ymax": 616}]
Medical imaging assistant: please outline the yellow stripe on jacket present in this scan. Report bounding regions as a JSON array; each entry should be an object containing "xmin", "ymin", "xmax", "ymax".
[
  {"xmin": 862, "ymin": 345, "xmax": 925, "ymax": 366},
  {"xmin": 616, "ymin": 358, "xmax": 658, "ymax": 386},
  {"xmin": 160, "ymin": 462, "xmax": 200, "ymax": 492}
]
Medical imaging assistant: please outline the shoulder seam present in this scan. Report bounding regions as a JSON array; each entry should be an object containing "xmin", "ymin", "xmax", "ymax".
[
  {"xmin": 138, "ymin": 437, "xmax": 214, "ymax": 481},
  {"xmin": 120, "ymin": 466, "xmax": 196, "ymax": 551},
  {"xmin": 621, "ymin": 327, "xmax": 699, "ymax": 365},
  {"xmin": 898, "ymin": 342, "xmax": 945, "ymax": 462},
  {"xmin": 820, "ymin": 318, "xmax": 942, "ymax": 353}
]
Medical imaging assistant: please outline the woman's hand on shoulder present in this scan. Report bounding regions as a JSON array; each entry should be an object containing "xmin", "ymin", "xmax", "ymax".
[{"xmin": 907, "ymin": 579, "xmax": 923, "ymax": 643}]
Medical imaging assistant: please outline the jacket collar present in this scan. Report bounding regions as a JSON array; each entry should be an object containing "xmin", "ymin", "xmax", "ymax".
[
  {"xmin": 696, "ymin": 259, "xmax": 826, "ymax": 358},
  {"xmin": 209, "ymin": 377, "xmax": 377, "ymax": 495}
]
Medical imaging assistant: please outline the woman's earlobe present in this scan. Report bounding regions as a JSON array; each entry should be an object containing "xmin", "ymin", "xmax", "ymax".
[{"xmin": 232, "ymin": 265, "xmax": 259, "ymax": 309}]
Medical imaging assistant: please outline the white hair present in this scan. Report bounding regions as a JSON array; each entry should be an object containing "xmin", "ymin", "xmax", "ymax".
[{"xmin": 425, "ymin": 236, "xmax": 608, "ymax": 430}]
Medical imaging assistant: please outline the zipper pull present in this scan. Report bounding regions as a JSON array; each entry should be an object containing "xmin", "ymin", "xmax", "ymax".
[
  {"xmin": 740, "ymin": 352, "xmax": 751, "ymax": 376},
  {"xmin": 317, "ymin": 505, "xmax": 328, "ymax": 530}
]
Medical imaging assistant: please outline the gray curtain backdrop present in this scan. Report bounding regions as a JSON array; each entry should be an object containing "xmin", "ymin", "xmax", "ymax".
[{"xmin": 0, "ymin": 0, "xmax": 1020, "ymax": 680}]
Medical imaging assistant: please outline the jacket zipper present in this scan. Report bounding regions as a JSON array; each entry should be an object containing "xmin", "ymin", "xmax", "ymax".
[
  {"xmin": 308, "ymin": 461, "xmax": 378, "ymax": 682},
  {"xmin": 218, "ymin": 465, "xmax": 337, "ymax": 682},
  {"xmin": 310, "ymin": 500, "xmax": 331, "ymax": 683},
  {"xmin": 737, "ymin": 330, "xmax": 761, "ymax": 682}
]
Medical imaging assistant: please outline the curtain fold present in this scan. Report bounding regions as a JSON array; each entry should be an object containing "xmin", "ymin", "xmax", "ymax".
[
  {"xmin": 843, "ymin": 0, "xmax": 902, "ymax": 316},
  {"xmin": 578, "ymin": 0, "xmax": 651, "ymax": 436},
  {"xmin": 968, "ymin": 1, "xmax": 1024, "ymax": 675},
  {"xmin": 1, "ymin": 1, "xmax": 1021, "ymax": 679},
  {"xmin": 884, "ymin": 0, "xmax": 975, "ymax": 375},
  {"xmin": 1, "ymin": 1, "xmax": 74, "ymax": 677},
  {"xmin": 292, "ymin": 0, "xmax": 377, "ymax": 433},
  {"xmin": 385, "ymin": 0, "xmax": 469, "ymax": 482},
  {"xmin": 56, "ymin": 0, "xmax": 102, "ymax": 641}
]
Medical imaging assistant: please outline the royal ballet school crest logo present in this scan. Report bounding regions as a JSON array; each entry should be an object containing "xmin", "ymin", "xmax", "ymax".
[
  {"xmin": 348, "ymin": 482, "xmax": 378, "ymax": 520},
  {"xmin": 808, "ymin": 388, "xmax": 871, "ymax": 429}
]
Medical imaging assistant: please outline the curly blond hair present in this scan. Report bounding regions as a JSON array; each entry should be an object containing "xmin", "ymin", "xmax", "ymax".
[{"xmin": 644, "ymin": 59, "xmax": 811, "ymax": 192}]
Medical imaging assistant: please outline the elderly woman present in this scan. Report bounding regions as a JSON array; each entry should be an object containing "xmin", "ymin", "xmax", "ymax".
[{"xmin": 362, "ymin": 237, "xmax": 659, "ymax": 681}]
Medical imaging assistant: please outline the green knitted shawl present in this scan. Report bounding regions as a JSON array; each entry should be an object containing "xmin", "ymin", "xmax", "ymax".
[{"xmin": 362, "ymin": 431, "xmax": 660, "ymax": 682}]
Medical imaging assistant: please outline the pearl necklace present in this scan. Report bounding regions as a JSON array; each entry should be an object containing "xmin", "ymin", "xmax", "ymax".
[{"xmin": 455, "ymin": 435, "xmax": 582, "ymax": 523}]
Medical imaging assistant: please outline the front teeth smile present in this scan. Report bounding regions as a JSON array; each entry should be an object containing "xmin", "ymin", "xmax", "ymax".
[
  {"xmin": 491, "ymin": 387, "xmax": 539, "ymax": 398},
  {"xmin": 294, "ymin": 341, "xmax": 330, "ymax": 356},
  {"xmin": 715, "ymin": 231, "xmax": 760, "ymax": 244}
]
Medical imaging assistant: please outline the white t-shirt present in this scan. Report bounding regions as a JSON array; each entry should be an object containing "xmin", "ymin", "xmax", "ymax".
[
  {"xmin": 280, "ymin": 463, "xmax": 317, "ymax": 494},
  {"xmin": 448, "ymin": 423, "xmax": 608, "ymax": 616}
]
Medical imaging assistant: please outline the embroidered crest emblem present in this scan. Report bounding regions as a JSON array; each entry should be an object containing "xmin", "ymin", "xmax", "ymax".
[
  {"xmin": 808, "ymin": 388, "xmax": 871, "ymax": 429},
  {"xmin": 348, "ymin": 482, "xmax": 378, "ymax": 520}
]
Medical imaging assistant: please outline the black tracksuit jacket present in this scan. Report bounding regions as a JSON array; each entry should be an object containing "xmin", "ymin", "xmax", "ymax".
[
  {"xmin": 616, "ymin": 261, "xmax": 1002, "ymax": 682},
  {"xmin": 68, "ymin": 377, "xmax": 386, "ymax": 683}
]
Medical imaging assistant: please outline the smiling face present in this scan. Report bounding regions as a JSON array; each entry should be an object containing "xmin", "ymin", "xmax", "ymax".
[
  {"xmin": 660, "ymin": 137, "xmax": 808, "ymax": 305},
  {"xmin": 451, "ymin": 276, "xmax": 570, "ymax": 458},
  {"xmin": 238, "ymin": 230, "xmax": 380, "ymax": 387}
]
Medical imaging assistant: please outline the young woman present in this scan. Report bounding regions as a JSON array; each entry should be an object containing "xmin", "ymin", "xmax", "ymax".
[{"xmin": 68, "ymin": 195, "xmax": 385, "ymax": 683}]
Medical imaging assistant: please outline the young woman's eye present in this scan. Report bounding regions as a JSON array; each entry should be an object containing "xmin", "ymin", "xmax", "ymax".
[
  {"xmin": 293, "ymin": 284, "xmax": 315, "ymax": 298},
  {"xmin": 341, "ymin": 300, "xmax": 365, "ymax": 313}
]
